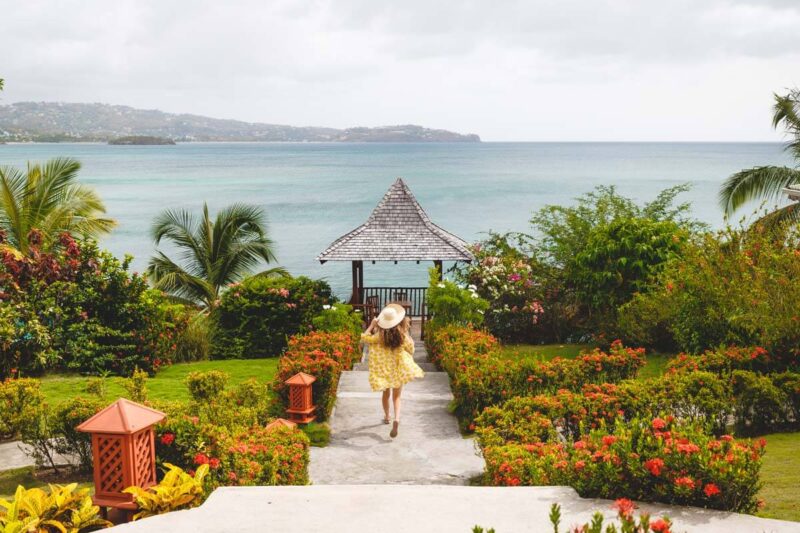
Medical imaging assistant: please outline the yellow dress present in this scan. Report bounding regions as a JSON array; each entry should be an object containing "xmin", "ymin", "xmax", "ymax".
[{"xmin": 361, "ymin": 332, "xmax": 425, "ymax": 391}]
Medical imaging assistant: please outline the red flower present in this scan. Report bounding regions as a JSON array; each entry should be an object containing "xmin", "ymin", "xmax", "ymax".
[
  {"xmin": 209, "ymin": 457, "xmax": 221, "ymax": 469},
  {"xmin": 650, "ymin": 518, "xmax": 671, "ymax": 533},
  {"xmin": 574, "ymin": 460, "xmax": 586, "ymax": 470},
  {"xmin": 612, "ymin": 498, "xmax": 636, "ymax": 518},
  {"xmin": 160, "ymin": 433, "xmax": 175, "ymax": 446},
  {"xmin": 720, "ymin": 434, "xmax": 733, "ymax": 442},
  {"xmin": 573, "ymin": 440, "xmax": 587, "ymax": 450},
  {"xmin": 602, "ymin": 435, "xmax": 617, "ymax": 447},
  {"xmin": 194, "ymin": 453, "xmax": 209, "ymax": 465},
  {"xmin": 228, "ymin": 471, "xmax": 238, "ymax": 481},
  {"xmin": 644, "ymin": 458, "xmax": 664, "ymax": 476},
  {"xmin": 651, "ymin": 418, "xmax": 667, "ymax": 430},
  {"xmin": 674, "ymin": 476, "xmax": 695, "ymax": 489},
  {"xmin": 704, "ymin": 483, "xmax": 721, "ymax": 497}
]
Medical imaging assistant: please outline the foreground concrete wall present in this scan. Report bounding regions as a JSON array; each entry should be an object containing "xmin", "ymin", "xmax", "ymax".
[{"xmin": 111, "ymin": 485, "xmax": 799, "ymax": 533}]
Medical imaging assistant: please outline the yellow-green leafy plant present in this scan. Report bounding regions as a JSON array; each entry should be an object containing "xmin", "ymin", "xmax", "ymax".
[
  {"xmin": 0, "ymin": 483, "xmax": 110, "ymax": 532},
  {"xmin": 123, "ymin": 463, "xmax": 208, "ymax": 520}
]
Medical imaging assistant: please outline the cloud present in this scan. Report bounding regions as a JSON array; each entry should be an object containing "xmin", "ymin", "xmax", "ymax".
[{"xmin": 0, "ymin": 0, "xmax": 797, "ymax": 140}]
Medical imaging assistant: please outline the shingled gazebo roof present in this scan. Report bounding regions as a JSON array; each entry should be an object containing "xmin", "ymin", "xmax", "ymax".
[{"xmin": 317, "ymin": 178, "xmax": 473, "ymax": 263}]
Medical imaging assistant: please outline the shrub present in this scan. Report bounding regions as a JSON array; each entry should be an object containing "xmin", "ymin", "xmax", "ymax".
[
  {"xmin": 0, "ymin": 378, "xmax": 44, "ymax": 440},
  {"xmin": 619, "ymin": 225, "xmax": 800, "ymax": 359},
  {"xmin": 731, "ymin": 370, "xmax": 790, "ymax": 435},
  {"xmin": 155, "ymin": 302, "xmax": 211, "ymax": 364},
  {"xmin": 185, "ymin": 370, "xmax": 229, "ymax": 403},
  {"xmin": 427, "ymin": 268, "xmax": 488, "ymax": 328},
  {"xmin": 50, "ymin": 397, "xmax": 106, "ymax": 472},
  {"xmin": 549, "ymin": 501, "xmax": 673, "ymax": 533},
  {"xmin": 123, "ymin": 368, "xmax": 149, "ymax": 403},
  {"xmin": 272, "ymin": 330, "xmax": 359, "ymax": 422},
  {"xmin": 311, "ymin": 303, "xmax": 363, "ymax": 339},
  {"xmin": 124, "ymin": 463, "xmax": 208, "ymax": 520},
  {"xmin": 0, "ymin": 483, "xmax": 110, "ymax": 532},
  {"xmin": 483, "ymin": 417, "xmax": 764, "ymax": 513},
  {"xmin": 665, "ymin": 346, "xmax": 776, "ymax": 376},
  {"xmin": 212, "ymin": 275, "xmax": 333, "ymax": 359},
  {"xmin": 0, "ymin": 235, "xmax": 169, "ymax": 376}
]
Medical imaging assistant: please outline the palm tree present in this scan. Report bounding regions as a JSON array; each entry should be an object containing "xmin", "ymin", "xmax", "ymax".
[
  {"xmin": 0, "ymin": 157, "xmax": 116, "ymax": 253},
  {"xmin": 147, "ymin": 203, "xmax": 286, "ymax": 308},
  {"xmin": 719, "ymin": 89, "xmax": 800, "ymax": 226}
]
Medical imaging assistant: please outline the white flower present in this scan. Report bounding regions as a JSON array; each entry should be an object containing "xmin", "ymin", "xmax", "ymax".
[
  {"xmin": 468, "ymin": 284, "xmax": 477, "ymax": 291},
  {"xmin": 437, "ymin": 283, "xmax": 445, "ymax": 288},
  {"xmin": 471, "ymin": 293, "xmax": 479, "ymax": 299},
  {"xmin": 322, "ymin": 305, "xmax": 332, "ymax": 310}
]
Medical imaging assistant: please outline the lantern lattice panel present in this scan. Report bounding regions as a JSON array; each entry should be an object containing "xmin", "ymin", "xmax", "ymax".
[
  {"xmin": 132, "ymin": 431, "xmax": 155, "ymax": 487},
  {"xmin": 96, "ymin": 436, "xmax": 125, "ymax": 494},
  {"xmin": 290, "ymin": 386, "xmax": 306, "ymax": 409}
]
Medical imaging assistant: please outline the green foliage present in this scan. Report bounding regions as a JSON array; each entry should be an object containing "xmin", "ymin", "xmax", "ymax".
[
  {"xmin": 731, "ymin": 370, "xmax": 790, "ymax": 435},
  {"xmin": 0, "ymin": 157, "xmax": 115, "ymax": 253},
  {"xmin": 213, "ymin": 275, "xmax": 333, "ymax": 359},
  {"xmin": 1, "ymin": 236, "xmax": 174, "ymax": 377},
  {"xmin": 573, "ymin": 217, "xmax": 686, "ymax": 322},
  {"xmin": 311, "ymin": 303, "xmax": 363, "ymax": 339},
  {"xmin": 0, "ymin": 483, "xmax": 110, "ymax": 532},
  {"xmin": 427, "ymin": 268, "xmax": 488, "ymax": 328},
  {"xmin": 619, "ymin": 225, "xmax": 800, "ymax": 356},
  {"xmin": 50, "ymin": 397, "xmax": 105, "ymax": 472},
  {"xmin": 185, "ymin": 370, "xmax": 229, "ymax": 402},
  {"xmin": 548, "ymin": 502, "xmax": 673, "ymax": 533},
  {"xmin": 124, "ymin": 463, "xmax": 208, "ymax": 520},
  {"xmin": 147, "ymin": 202, "xmax": 284, "ymax": 308},
  {"xmin": 0, "ymin": 378, "xmax": 44, "ymax": 440},
  {"xmin": 123, "ymin": 368, "xmax": 149, "ymax": 403}
]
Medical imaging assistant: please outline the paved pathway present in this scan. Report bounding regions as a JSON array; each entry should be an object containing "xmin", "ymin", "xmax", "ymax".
[
  {"xmin": 112, "ymin": 485, "xmax": 800, "ymax": 533},
  {"xmin": 309, "ymin": 329, "xmax": 484, "ymax": 484}
]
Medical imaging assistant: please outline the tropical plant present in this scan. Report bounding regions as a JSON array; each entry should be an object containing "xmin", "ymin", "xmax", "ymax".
[
  {"xmin": 124, "ymin": 463, "xmax": 208, "ymax": 520},
  {"xmin": 0, "ymin": 158, "xmax": 115, "ymax": 253},
  {"xmin": 0, "ymin": 483, "xmax": 110, "ymax": 532},
  {"xmin": 147, "ymin": 203, "xmax": 285, "ymax": 308},
  {"xmin": 720, "ymin": 89, "xmax": 800, "ymax": 226},
  {"xmin": 427, "ymin": 268, "xmax": 488, "ymax": 329}
]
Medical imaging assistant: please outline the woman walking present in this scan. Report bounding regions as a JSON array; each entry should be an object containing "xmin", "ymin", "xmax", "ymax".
[{"xmin": 361, "ymin": 303, "xmax": 424, "ymax": 438}]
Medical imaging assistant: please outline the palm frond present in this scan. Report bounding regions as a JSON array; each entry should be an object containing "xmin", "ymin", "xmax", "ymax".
[
  {"xmin": 718, "ymin": 166, "xmax": 800, "ymax": 216},
  {"xmin": 146, "ymin": 252, "xmax": 215, "ymax": 306},
  {"xmin": 253, "ymin": 266, "xmax": 290, "ymax": 278}
]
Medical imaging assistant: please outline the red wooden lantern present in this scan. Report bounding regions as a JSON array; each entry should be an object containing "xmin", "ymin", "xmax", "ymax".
[
  {"xmin": 285, "ymin": 372, "xmax": 316, "ymax": 424},
  {"xmin": 265, "ymin": 417, "xmax": 298, "ymax": 432},
  {"xmin": 76, "ymin": 399, "xmax": 166, "ymax": 517}
]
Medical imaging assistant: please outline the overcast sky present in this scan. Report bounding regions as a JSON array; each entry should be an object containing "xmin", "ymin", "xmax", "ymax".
[{"xmin": 2, "ymin": 0, "xmax": 799, "ymax": 141}]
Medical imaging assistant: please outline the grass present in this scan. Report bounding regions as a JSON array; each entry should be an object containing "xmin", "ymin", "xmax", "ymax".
[
  {"xmin": 0, "ymin": 467, "xmax": 93, "ymax": 500},
  {"xmin": 756, "ymin": 432, "xmax": 800, "ymax": 522},
  {"xmin": 498, "ymin": 343, "xmax": 673, "ymax": 379},
  {"xmin": 39, "ymin": 358, "xmax": 280, "ymax": 406}
]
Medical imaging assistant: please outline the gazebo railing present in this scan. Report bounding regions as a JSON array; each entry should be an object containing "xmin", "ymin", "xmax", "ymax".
[{"xmin": 360, "ymin": 287, "xmax": 428, "ymax": 317}]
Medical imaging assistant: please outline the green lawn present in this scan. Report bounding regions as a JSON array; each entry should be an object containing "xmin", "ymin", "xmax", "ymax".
[
  {"xmin": 756, "ymin": 432, "xmax": 800, "ymax": 522},
  {"xmin": 0, "ymin": 467, "xmax": 93, "ymax": 500},
  {"xmin": 498, "ymin": 343, "xmax": 672, "ymax": 379},
  {"xmin": 39, "ymin": 358, "xmax": 280, "ymax": 406}
]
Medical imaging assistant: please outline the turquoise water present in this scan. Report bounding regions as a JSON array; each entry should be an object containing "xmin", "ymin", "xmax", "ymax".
[{"xmin": 0, "ymin": 142, "xmax": 793, "ymax": 297}]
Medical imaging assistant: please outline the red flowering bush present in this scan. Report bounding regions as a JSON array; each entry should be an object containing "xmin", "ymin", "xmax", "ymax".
[
  {"xmin": 154, "ymin": 414, "xmax": 309, "ymax": 489},
  {"xmin": 272, "ymin": 330, "xmax": 360, "ymax": 421},
  {"xmin": 666, "ymin": 346, "xmax": 778, "ymax": 376},
  {"xmin": 548, "ymin": 500, "xmax": 674, "ymax": 533},
  {"xmin": 483, "ymin": 417, "xmax": 764, "ymax": 513},
  {"xmin": 427, "ymin": 326, "xmax": 644, "ymax": 427}
]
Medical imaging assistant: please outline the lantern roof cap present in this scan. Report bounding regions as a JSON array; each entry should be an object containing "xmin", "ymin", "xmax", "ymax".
[
  {"xmin": 76, "ymin": 398, "xmax": 166, "ymax": 435},
  {"xmin": 265, "ymin": 418, "xmax": 298, "ymax": 431},
  {"xmin": 285, "ymin": 372, "xmax": 316, "ymax": 385}
]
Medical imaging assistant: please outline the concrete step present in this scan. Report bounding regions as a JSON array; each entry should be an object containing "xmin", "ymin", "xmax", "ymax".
[
  {"xmin": 352, "ymin": 361, "xmax": 438, "ymax": 372},
  {"xmin": 110, "ymin": 485, "xmax": 800, "ymax": 533}
]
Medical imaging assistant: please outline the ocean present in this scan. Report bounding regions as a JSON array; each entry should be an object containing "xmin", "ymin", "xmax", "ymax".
[{"xmin": 0, "ymin": 142, "xmax": 793, "ymax": 297}]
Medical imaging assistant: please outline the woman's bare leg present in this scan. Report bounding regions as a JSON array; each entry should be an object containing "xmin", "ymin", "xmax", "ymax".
[
  {"xmin": 382, "ymin": 389, "xmax": 391, "ymax": 421},
  {"xmin": 392, "ymin": 387, "xmax": 403, "ymax": 422}
]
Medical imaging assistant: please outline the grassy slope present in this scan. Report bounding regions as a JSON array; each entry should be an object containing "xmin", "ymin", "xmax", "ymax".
[
  {"xmin": 39, "ymin": 358, "xmax": 280, "ymax": 405},
  {"xmin": 498, "ymin": 343, "xmax": 671, "ymax": 379},
  {"xmin": 756, "ymin": 432, "xmax": 800, "ymax": 522}
]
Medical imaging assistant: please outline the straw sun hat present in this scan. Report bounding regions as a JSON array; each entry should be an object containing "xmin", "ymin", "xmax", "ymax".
[{"xmin": 376, "ymin": 303, "xmax": 406, "ymax": 329}]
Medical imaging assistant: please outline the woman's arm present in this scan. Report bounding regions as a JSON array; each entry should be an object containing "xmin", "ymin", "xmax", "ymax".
[{"xmin": 364, "ymin": 317, "xmax": 379, "ymax": 334}]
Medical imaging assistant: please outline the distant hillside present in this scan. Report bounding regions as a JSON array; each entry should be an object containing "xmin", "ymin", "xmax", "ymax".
[{"xmin": 0, "ymin": 102, "xmax": 480, "ymax": 143}]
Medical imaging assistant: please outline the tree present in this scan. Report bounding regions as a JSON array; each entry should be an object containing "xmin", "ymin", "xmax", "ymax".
[
  {"xmin": 0, "ymin": 158, "xmax": 115, "ymax": 253},
  {"xmin": 147, "ymin": 203, "xmax": 285, "ymax": 308},
  {"xmin": 719, "ymin": 89, "xmax": 800, "ymax": 226}
]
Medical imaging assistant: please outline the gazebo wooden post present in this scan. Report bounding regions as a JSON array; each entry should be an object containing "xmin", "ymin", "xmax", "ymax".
[
  {"xmin": 351, "ymin": 260, "xmax": 364, "ymax": 305},
  {"xmin": 433, "ymin": 260, "xmax": 443, "ymax": 281}
]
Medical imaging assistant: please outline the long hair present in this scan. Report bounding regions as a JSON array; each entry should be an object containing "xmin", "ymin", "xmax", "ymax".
[{"xmin": 379, "ymin": 323, "xmax": 404, "ymax": 349}]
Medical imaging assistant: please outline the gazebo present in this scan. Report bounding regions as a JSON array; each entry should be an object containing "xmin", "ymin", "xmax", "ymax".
[{"xmin": 317, "ymin": 178, "xmax": 473, "ymax": 321}]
